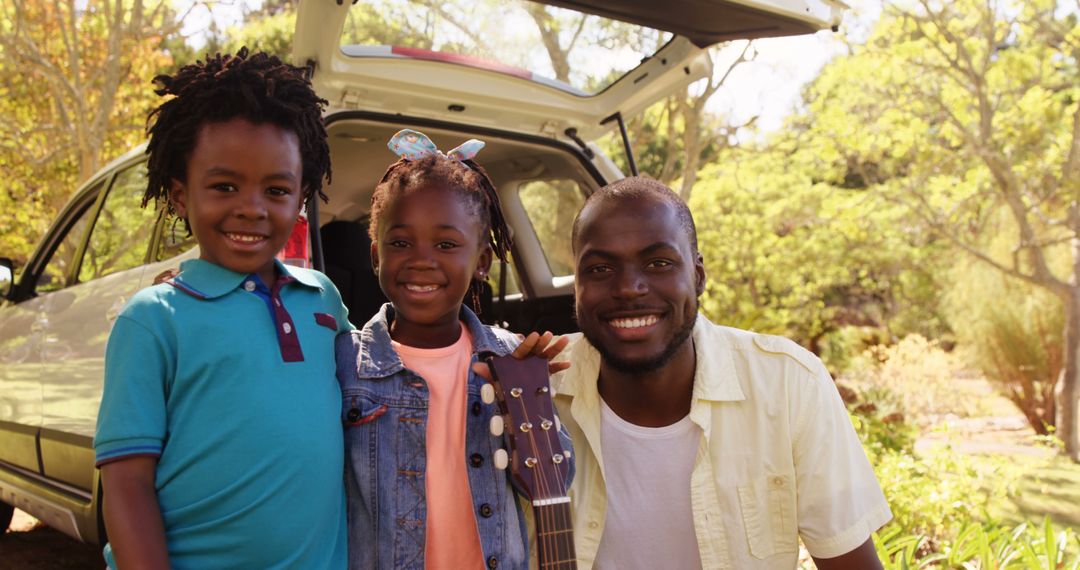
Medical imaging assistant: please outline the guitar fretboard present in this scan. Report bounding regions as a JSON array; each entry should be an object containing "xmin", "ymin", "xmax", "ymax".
[{"xmin": 534, "ymin": 501, "xmax": 577, "ymax": 570}]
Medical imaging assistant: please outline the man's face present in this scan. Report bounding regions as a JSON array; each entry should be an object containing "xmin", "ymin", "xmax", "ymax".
[{"xmin": 573, "ymin": 195, "xmax": 705, "ymax": 374}]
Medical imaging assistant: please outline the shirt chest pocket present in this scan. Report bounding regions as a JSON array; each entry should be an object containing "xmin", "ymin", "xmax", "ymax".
[{"xmin": 737, "ymin": 474, "xmax": 798, "ymax": 559}]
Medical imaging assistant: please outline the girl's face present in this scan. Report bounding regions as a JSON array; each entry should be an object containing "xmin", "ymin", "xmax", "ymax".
[{"xmin": 372, "ymin": 184, "xmax": 492, "ymax": 348}]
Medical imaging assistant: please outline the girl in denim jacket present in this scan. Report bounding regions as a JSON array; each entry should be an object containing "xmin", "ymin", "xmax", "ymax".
[{"xmin": 335, "ymin": 130, "xmax": 574, "ymax": 570}]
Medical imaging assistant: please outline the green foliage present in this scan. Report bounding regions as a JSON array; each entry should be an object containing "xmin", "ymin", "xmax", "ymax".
[
  {"xmin": 848, "ymin": 335, "xmax": 985, "ymax": 424},
  {"xmin": 874, "ymin": 518, "xmax": 1080, "ymax": 569},
  {"xmin": 874, "ymin": 447, "xmax": 1026, "ymax": 545},
  {"xmin": 689, "ymin": 146, "xmax": 948, "ymax": 357},
  {"xmin": 0, "ymin": 0, "xmax": 177, "ymax": 266},
  {"xmin": 843, "ymin": 378, "xmax": 918, "ymax": 458}
]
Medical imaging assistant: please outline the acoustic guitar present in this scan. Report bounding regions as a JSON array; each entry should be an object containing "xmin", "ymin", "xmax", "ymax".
[{"xmin": 481, "ymin": 354, "xmax": 577, "ymax": 570}]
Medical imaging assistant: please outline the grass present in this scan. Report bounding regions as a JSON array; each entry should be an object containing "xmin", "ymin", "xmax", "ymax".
[{"xmin": 989, "ymin": 454, "xmax": 1080, "ymax": 533}]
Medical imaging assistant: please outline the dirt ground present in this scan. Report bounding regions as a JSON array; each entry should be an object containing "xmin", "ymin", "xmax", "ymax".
[{"xmin": 2, "ymin": 509, "xmax": 104, "ymax": 570}]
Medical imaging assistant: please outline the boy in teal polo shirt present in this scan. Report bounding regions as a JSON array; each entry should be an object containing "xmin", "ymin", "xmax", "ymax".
[{"xmin": 93, "ymin": 49, "xmax": 349, "ymax": 569}]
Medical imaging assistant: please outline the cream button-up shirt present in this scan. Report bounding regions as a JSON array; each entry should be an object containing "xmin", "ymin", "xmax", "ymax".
[{"xmin": 550, "ymin": 315, "xmax": 891, "ymax": 569}]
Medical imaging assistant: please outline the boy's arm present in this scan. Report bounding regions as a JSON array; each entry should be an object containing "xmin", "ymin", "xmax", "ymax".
[{"xmin": 101, "ymin": 457, "xmax": 169, "ymax": 570}]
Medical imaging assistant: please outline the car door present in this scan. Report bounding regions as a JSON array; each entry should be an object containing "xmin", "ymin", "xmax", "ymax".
[
  {"xmin": 37, "ymin": 160, "xmax": 162, "ymax": 493},
  {"xmin": 0, "ymin": 183, "xmax": 102, "ymax": 477}
]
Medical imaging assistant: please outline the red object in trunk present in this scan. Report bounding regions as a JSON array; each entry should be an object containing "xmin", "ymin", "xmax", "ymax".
[{"xmin": 280, "ymin": 214, "xmax": 310, "ymax": 268}]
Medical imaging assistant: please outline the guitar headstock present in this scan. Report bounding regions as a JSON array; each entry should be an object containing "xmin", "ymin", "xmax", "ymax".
[{"xmin": 481, "ymin": 353, "xmax": 571, "ymax": 503}]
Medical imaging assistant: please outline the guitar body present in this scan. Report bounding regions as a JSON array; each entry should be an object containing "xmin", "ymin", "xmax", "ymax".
[{"xmin": 484, "ymin": 354, "xmax": 578, "ymax": 570}]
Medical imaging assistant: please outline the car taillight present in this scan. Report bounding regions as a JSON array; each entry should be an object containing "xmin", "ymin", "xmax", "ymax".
[{"xmin": 279, "ymin": 213, "xmax": 310, "ymax": 269}]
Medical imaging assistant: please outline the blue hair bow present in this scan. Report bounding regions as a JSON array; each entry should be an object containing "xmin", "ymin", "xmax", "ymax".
[{"xmin": 387, "ymin": 129, "xmax": 485, "ymax": 162}]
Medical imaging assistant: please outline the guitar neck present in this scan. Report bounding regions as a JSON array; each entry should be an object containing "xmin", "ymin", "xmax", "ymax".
[{"xmin": 534, "ymin": 501, "xmax": 577, "ymax": 570}]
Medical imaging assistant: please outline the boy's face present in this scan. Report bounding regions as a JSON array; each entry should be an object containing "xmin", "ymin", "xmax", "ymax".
[
  {"xmin": 171, "ymin": 119, "xmax": 304, "ymax": 285},
  {"xmin": 372, "ymin": 184, "xmax": 491, "ymax": 346}
]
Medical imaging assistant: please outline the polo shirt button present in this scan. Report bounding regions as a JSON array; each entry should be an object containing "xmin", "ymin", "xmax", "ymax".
[
  {"xmin": 479, "ymin": 503, "xmax": 493, "ymax": 518},
  {"xmin": 588, "ymin": 520, "xmax": 599, "ymax": 529},
  {"xmin": 243, "ymin": 280, "xmax": 256, "ymax": 292},
  {"xmin": 772, "ymin": 476, "xmax": 784, "ymax": 487},
  {"xmin": 283, "ymin": 322, "xmax": 292, "ymax": 334},
  {"xmin": 486, "ymin": 556, "xmax": 498, "ymax": 569},
  {"xmin": 471, "ymin": 402, "xmax": 482, "ymax": 416},
  {"xmin": 470, "ymin": 453, "xmax": 484, "ymax": 467}
]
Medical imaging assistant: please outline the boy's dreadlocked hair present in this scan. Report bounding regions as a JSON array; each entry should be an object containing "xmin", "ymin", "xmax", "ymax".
[
  {"xmin": 369, "ymin": 155, "xmax": 512, "ymax": 262},
  {"xmin": 143, "ymin": 47, "xmax": 330, "ymax": 212}
]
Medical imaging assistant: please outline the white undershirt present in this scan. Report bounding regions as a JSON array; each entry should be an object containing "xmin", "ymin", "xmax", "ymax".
[{"xmin": 594, "ymin": 399, "xmax": 704, "ymax": 570}]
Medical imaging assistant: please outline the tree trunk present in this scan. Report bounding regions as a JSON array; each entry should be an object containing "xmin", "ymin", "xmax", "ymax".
[{"xmin": 1060, "ymin": 288, "xmax": 1080, "ymax": 461}]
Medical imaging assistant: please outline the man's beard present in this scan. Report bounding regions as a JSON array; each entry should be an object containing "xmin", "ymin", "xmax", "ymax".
[{"xmin": 581, "ymin": 303, "xmax": 697, "ymax": 375}]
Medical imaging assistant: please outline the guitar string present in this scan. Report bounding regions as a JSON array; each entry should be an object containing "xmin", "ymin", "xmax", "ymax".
[
  {"xmin": 538, "ymin": 401, "xmax": 573, "ymax": 568},
  {"xmin": 512, "ymin": 391, "xmax": 573, "ymax": 569},
  {"xmin": 511, "ymin": 393, "xmax": 556, "ymax": 568}
]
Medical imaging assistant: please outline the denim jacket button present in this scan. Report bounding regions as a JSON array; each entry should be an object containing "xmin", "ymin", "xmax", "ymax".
[
  {"xmin": 479, "ymin": 503, "xmax": 494, "ymax": 518},
  {"xmin": 470, "ymin": 453, "xmax": 484, "ymax": 467},
  {"xmin": 471, "ymin": 402, "xmax": 482, "ymax": 416},
  {"xmin": 487, "ymin": 556, "xmax": 498, "ymax": 568},
  {"xmin": 346, "ymin": 408, "xmax": 361, "ymax": 423}
]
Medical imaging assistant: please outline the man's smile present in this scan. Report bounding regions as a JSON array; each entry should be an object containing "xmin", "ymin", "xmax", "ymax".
[{"xmin": 608, "ymin": 315, "xmax": 661, "ymax": 329}]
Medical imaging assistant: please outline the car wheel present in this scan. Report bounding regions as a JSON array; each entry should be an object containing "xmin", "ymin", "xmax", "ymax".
[{"xmin": 0, "ymin": 500, "xmax": 13, "ymax": 532}]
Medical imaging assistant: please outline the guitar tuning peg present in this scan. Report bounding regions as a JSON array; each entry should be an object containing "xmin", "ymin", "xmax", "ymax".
[
  {"xmin": 493, "ymin": 448, "xmax": 509, "ymax": 470},
  {"xmin": 480, "ymin": 383, "xmax": 495, "ymax": 404},
  {"xmin": 564, "ymin": 449, "xmax": 572, "ymax": 459},
  {"xmin": 489, "ymin": 415, "xmax": 504, "ymax": 436}
]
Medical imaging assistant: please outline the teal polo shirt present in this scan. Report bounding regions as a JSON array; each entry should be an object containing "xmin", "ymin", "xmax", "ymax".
[{"xmin": 94, "ymin": 259, "xmax": 351, "ymax": 569}]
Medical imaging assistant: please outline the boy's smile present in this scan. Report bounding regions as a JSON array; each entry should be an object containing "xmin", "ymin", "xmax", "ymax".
[
  {"xmin": 373, "ymin": 184, "xmax": 491, "ymax": 348},
  {"xmin": 171, "ymin": 119, "xmax": 304, "ymax": 285}
]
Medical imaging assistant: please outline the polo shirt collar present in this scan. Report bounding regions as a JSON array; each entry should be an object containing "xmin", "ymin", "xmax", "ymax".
[{"xmin": 171, "ymin": 259, "xmax": 322, "ymax": 300}]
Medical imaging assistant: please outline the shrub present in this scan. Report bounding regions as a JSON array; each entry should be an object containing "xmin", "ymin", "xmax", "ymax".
[
  {"xmin": 945, "ymin": 260, "xmax": 1062, "ymax": 435},
  {"xmin": 847, "ymin": 334, "xmax": 984, "ymax": 425},
  {"xmin": 872, "ymin": 447, "xmax": 1029, "ymax": 546}
]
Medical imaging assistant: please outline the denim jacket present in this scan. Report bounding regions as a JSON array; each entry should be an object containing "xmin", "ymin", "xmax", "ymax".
[{"xmin": 336, "ymin": 304, "xmax": 574, "ymax": 570}]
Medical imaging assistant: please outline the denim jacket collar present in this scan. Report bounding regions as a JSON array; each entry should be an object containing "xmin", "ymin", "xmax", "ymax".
[{"xmin": 355, "ymin": 303, "xmax": 515, "ymax": 379}]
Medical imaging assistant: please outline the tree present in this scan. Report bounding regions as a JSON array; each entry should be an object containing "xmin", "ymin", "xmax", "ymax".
[
  {"xmin": 801, "ymin": 0, "xmax": 1080, "ymax": 459},
  {"xmin": 0, "ymin": 0, "xmax": 179, "ymax": 264},
  {"xmin": 598, "ymin": 40, "xmax": 760, "ymax": 203},
  {"xmin": 689, "ymin": 140, "xmax": 947, "ymax": 363},
  {"xmin": 946, "ymin": 230, "xmax": 1064, "ymax": 435}
]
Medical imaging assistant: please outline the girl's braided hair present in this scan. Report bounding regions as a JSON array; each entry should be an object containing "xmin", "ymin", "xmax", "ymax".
[
  {"xmin": 143, "ymin": 47, "xmax": 330, "ymax": 212},
  {"xmin": 369, "ymin": 155, "xmax": 512, "ymax": 262}
]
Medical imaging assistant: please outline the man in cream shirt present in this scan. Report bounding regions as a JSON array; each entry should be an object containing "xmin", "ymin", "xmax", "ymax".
[{"xmin": 552, "ymin": 177, "xmax": 891, "ymax": 569}]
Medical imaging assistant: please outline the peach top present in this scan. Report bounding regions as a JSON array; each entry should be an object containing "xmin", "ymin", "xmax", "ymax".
[{"xmin": 393, "ymin": 323, "xmax": 485, "ymax": 569}]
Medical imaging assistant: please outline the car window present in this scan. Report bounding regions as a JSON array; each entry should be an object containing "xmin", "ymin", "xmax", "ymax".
[
  {"xmin": 77, "ymin": 163, "xmax": 159, "ymax": 283},
  {"xmin": 36, "ymin": 188, "xmax": 100, "ymax": 293},
  {"xmin": 156, "ymin": 210, "xmax": 197, "ymax": 262},
  {"xmin": 518, "ymin": 179, "xmax": 585, "ymax": 278},
  {"xmin": 341, "ymin": 0, "xmax": 672, "ymax": 96},
  {"xmin": 488, "ymin": 259, "xmax": 521, "ymax": 297}
]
